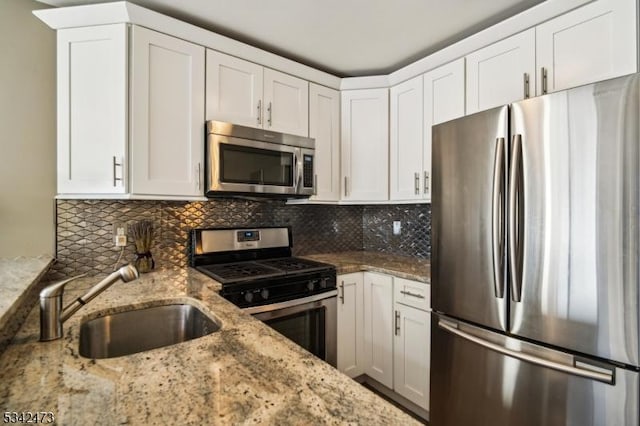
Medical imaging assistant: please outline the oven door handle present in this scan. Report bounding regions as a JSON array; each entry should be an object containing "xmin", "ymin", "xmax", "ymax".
[{"xmin": 242, "ymin": 290, "xmax": 338, "ymax": 315}]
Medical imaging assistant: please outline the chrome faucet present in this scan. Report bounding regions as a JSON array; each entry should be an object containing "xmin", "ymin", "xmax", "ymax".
[{"xmin": 39, "ymin": 264, "xmax": 139, "ymax": 341}]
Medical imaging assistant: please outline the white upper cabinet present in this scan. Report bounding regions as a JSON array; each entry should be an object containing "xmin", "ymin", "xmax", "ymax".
[
  {"xmin": 337, "ymin": 273, "xmax": 365, "ymax": 378},
  {"xmin": 390, "ymin": 76, "xmax": 424, "ymax": 201},
  {"xmin": 390, "ymin": 59, "xmax": 465, "ymax": 202},
  {"xmin": 535, "ymin": 0, "xmax": 637, "ymax": 95},
  {"xmin": 205, "ymin": 50, "xmax": 263, "ymax": 128},
  {"xmin": 57, "ymin": 24, "xmax": 128, "ymax": 195},
  {"xmin": 206, "ymin": 50, "xmax": 309, "ymax": 136},
  {"xmin": 309, "ymin": 83, "xmax": 340, "ymax": 201},
  {"xmin": 130, "ymin": 26, "xmax": 205, "ymax": 197},
  {"xmin": 341, "ymin": 89, "xmax": 389, "ymax": 202},
  {"xmin": 466, "ymin": 0, "xmax": 636, "ymax": 113},
  {"xmin": 423, "ymin": 58, "xmax": 466, "ymax": 201},
  {"xmin": 424, "ymin": 58, "xmax": 466, "ymax": 126},
  {"xmin": 263, "ymin": 68, "xmax": 309, "ymax": 136},
  {"xmin": 56, "ymin": 24, "xmax": 206, "ymax": 199},
  {"xmin": 466, "ymin": 29, "xmax": 536, "ymax": 114}
]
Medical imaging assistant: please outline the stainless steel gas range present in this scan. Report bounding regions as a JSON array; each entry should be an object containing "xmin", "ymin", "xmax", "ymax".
[{"xmin": 191, "ymin": 227, "xmax": 337, "ymax": 366}]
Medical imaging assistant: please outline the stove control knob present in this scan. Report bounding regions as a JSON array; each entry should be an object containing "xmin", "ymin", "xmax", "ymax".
[
  {"xmin": 319, "ymin": 278, "xmax": 328, "ymax": 289},
  {"xmin": 307, "ymin": 280, "xmax": 316, "ymax": 291},
  {"xmin": 260, "ymin": 289, "xmax": 269, "ymax": 300},
  {"xmin": 244, "ymin": 292, "xmax": 254, "ymax": 303}
]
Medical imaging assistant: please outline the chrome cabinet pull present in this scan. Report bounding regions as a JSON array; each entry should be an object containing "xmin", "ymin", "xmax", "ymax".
[
  {"xmin": 541, "ymin": 67, "xmax": 548, "ymax": 94},
  {"xmin": 395, "ymin": 310, "xmax": 400, "ymax": 336},
  {"xmin": 400, "ymin": 290, "xmax": 425, "ymax": 299},
  {"xmin": 344, "ymin": 176, "xmax": 348, "ymax": 197},
  {"xmin": 339, "ymin": 281, "xmax": 345, "ymax": 304},
  {"xmin": 424, "ymin": 171, "xmax": 429, "ymax": 194},
  {"xmin": 523, "ymin": 73, "xmax": 530, "ymax": 99},
  {"xmin": 267, "ymin": 102, "xmax": 272, "ymax": 126},
  {"xmin": 112, "ymin": 156, "xmax": 123, "ymax": 187},
  {"xmin": 196, "ymin": 162, "xmax": 202, "ymax": 191},
  {"xmin": 257, "ymin": 100, "xmax": 262, "ymax": 125},
  {"xmin": 414, "ymin": 172, "xmax": 420, "ymax": 195},
  {"xmin": 492, "ymin": 137, "xmax": 506, "ymax": 299},
  {"xmin": 508, "ymin": 134, "xmax": 524, "ymax": 302}
]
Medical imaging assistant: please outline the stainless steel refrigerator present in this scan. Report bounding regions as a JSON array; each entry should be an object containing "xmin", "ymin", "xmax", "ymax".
[{"xmin": 431, "ymin": 73, "xmax": 640, "ymax": 425}]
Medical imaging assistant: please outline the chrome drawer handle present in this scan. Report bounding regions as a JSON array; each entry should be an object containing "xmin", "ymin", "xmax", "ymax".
[{"xmin": 400, "ymin": 290, "xmax": 425, "ymax": 299}]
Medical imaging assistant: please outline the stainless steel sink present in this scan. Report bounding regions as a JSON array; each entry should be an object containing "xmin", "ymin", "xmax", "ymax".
[{"xmin": 79, "ymin": 303, "xmax": 220, "ymax": 359}]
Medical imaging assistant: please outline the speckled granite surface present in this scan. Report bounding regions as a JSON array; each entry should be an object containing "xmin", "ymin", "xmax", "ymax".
[
  {"xmin": 302, "ymin": 251, "xmax": 430, "ymax": 283},
  {"xmin": 0, "ymin": 269, "xmax": 420, "ymax": 425},
  {"xmin": 0, "ymin": 256, "xmax": 54, "ymax": 352}
]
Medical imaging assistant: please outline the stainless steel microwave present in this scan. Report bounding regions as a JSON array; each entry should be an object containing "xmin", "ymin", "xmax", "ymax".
[{"xmin": 205, "ymin": 121, "xmax": 315, "ymax": 198}]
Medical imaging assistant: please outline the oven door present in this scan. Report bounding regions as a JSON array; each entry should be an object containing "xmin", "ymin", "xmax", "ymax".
[
  {"xmin": 245, "ymin": 291, "xmax": 337, "ymax": 367},
  {"xmin": 207, "ymin": 134, "xmax": 301, "ymax": 196}
]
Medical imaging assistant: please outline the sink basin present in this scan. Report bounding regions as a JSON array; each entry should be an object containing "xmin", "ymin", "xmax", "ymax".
[{"xmin": 79, "ymin": 303, "xmax": 220, "ymax": 359}]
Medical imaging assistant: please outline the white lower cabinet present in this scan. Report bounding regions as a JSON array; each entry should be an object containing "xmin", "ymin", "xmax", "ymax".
[
  {"xmin": 337, "ymin": 273, "xmax": 364, "ymax": 377},
  {"xmin": 337, "ymin": 271, "xmax": 430, "ymax": 413},
  {"xmin": 393, "ymin": 302, "xmax": 430, "ymax": 410},
  {"xmin": 363, "ymin": 272, "xmax": 394, "ymax": 388}
]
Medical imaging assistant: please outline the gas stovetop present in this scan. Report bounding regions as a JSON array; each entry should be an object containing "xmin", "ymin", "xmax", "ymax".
[
  {"xmin": 190, "ymin": 227, "xmax": 337, "ymax": 308},
  {"xmin": 196, "ymin": 257, "xmax": 333, "ymax": 284}
]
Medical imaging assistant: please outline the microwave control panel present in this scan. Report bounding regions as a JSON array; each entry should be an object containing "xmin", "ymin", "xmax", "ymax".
[{"xmin": 303, "ymin": 155, "xmax": 313, "ymax": 188}]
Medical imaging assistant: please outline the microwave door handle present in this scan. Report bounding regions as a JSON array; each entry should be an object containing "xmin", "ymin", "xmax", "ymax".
[{"xmin": 293, "ymin": 150, "xmax": 300, "ymax": 192}]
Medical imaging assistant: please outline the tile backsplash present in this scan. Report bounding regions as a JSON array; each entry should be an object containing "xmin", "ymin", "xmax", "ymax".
[
  {"xmin": 363, "ymin": 204, "xmax": 431, "ymax": 259},
  {"xmin": 51, "ymin": 199, "xmax": 431, "ymax": 278}
]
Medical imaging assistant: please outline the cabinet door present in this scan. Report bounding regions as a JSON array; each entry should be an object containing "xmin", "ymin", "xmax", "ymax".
[
  {"xmin": 536, "ymin": 0, "xmax": 637, "ymax": 95},
  {"xmin": 309, "ymin": 83, "xmax": 340, "ymax": 201},
  {"xmin": 263, "ymin": 68, "xmax": 309, "ymax": 136},
  {"xmin": 337, "ymin": 273, "xmax": 364, "ymax": 378},
  {"xmin": 466, "ymin": 29, "xmax": 535, "ymax": 114},
  {"xmin": 390, "ymin": 76, "xmax": 423, "ymax": 201},
  {"xmin": 341, "ymin": 89, "xmax": 389, "ymax": 201},
  {"xmin": 423, "ymin": 58, "xmax": 466, "ymax": 202},
  {"xmin": 57, "ymin": 24, "xmax": 128, "ymax": 194},
  {"xmin": 393, "ymin": 304, "xmax": 430, "ymax": 411},
  {"xmin": 130, "ymin": 26, "xmax": 205, "ymax": 197},
  {"xmin": 205, "ymin": 50, "xmax": 263, "ymax": 128},
  {"xmin": 363, "ymin": 272, "xmax": 394, "ymax": 388}
]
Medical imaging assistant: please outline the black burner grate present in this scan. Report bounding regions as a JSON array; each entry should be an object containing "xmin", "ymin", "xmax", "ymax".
[
  {"xmin": 257, "ymin": 257, "xmax": 328, "ymax": 272},
  {"xmin": 199, "ymin": 262, "xmax": 280, "ymax": 282}
]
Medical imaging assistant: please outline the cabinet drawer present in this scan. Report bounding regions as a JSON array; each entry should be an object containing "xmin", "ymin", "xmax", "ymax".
[{"xmin": 394, "ymin": 277, "xmax": 430, "ymax": 311}]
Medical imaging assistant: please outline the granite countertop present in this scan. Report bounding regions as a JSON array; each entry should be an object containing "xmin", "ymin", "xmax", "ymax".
[
  {"xmin": 0, "ymin": 268, "xmax": 420, "ymax": 425},
  {"xmin": 0, "ymin": 256, "xmax": 55, "ymax": 351},
  {"xmin": 302, "ymin": 251, "xmax": 430, "ymax": 283}
]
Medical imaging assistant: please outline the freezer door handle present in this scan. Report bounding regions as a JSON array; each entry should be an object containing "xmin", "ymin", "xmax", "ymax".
[
  {"xmin": 492, "ymin": 137, "xmax": 506, "ymax": 299},
  {"xmin": 438, "ymin": 319, "xmax": 614, "ymax": 384},
  {"xmin": 508, "ymin": 134, "xmax": 524, "ymax": 302}
]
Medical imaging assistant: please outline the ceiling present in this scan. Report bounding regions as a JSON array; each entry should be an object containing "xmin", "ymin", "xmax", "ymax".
[{"xmin": 37, "ymin": 0, "xmax": 546, "ymax": 77}]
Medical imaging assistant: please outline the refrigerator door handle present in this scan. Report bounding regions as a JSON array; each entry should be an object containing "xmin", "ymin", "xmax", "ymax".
[
  {"xmin": 438, "ymin": 319, "xmax": 614, "ymax": 384},
  {"xmin": 492, "ymin": 137, "xmax": 506, "ymax": 299},
  {"xmin": 508, "ymin": 134, "xmax": 524, "ymax": 302}
]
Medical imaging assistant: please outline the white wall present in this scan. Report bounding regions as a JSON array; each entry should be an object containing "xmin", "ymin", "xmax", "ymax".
[{"xmin": 0, "ymin": 0, "xmax": 56, "ymax": 257}]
